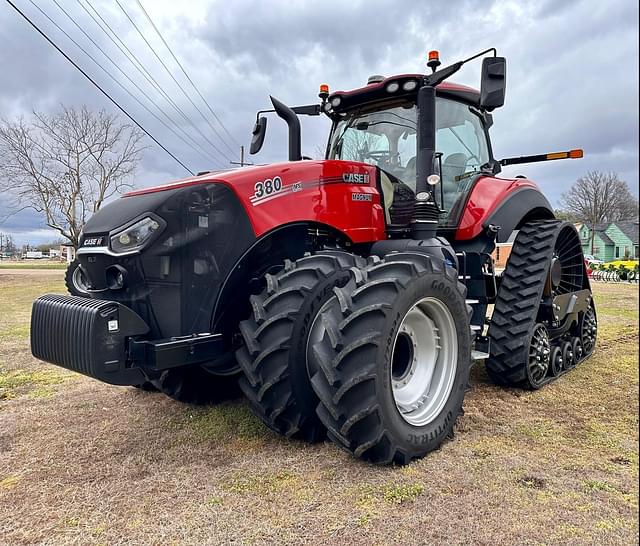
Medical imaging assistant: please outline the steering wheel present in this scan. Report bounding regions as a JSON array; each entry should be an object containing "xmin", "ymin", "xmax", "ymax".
[{"xmin": 362, "ymin": 150, "xmax": 397, "ymax": 166}]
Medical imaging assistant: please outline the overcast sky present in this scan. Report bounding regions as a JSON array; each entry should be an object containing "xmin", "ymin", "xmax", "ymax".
[{"xmin": 0, "ymin": 0, "xmax": 638, "ymax": 246}]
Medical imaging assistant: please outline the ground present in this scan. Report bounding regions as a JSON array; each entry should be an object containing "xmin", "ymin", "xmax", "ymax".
[{"xmin": 0, "ymin": 270, "xmax": 638, "ymax": 546}]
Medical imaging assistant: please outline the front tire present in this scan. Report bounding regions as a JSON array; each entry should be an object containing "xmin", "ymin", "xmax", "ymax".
[
  {"xmin": 152, "ymin": 366, "xmax": 241, "ymax": 405},
  {"xmin": 310, "ymin": 253, "xmax": 472, "ymax": 465},
  {"xmin": 236, "ymin": 251, "xmax": 365, "ymax": 442}
]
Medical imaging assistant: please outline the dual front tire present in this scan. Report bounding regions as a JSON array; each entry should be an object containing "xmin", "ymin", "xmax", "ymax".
[{"xmin": 237, "ymin": 251, "xmax": 471, "ymax": 464}]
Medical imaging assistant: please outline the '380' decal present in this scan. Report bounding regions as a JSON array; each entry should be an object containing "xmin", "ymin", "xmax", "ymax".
[
  {"xmin": 252, "ymin": 176, "xmax": 282, "ymax": 200},
  {"xmin": 249, "ymin": 174, "xmax": 370, "ymax": 206}
]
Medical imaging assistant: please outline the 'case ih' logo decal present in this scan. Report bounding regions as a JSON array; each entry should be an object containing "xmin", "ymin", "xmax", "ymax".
[
  {"xmin": 83, "ymin": 236, "xmax": 104, "ymax": 246},
  {"xmin": 343, "ymin": 173, "xmax": 370, "ymax": 184}
]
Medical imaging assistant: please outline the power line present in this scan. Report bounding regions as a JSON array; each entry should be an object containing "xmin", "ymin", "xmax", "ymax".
[
  {"xmin": 26, "ymin": 0, "xmax": 205, "ymax": 170},
  {"xmin": 4, "ymin": 0, "xmax": 194, "ymax": 175},
  {"xmin": 48, "ymin": 0, "xmax": 225, "ymax": 168},
  {"xmin": 134, "ymin": 0, "xmax": 241, "ymax": 151},
  {"xmin": 77, "ymin": 0, "xmax": 229, "ymax": 168},
  {"xmin": 23, "ymin": 0, "xmax": 208, "ymax": 173},
  {"xmin": 114, "ymin": 0, "xmax": 236, "ymax": 162}
]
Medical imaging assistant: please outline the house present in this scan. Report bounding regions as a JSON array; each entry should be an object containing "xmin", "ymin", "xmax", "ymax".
[
  {"xmin": 493, "ymin": 230, "xmax": 518, "ymax": 269},
  {"xmin": 490, "ymin": 220, "xmax": 639, "ymax": 268},
  {"xmin": 58, "ymin": 243, "xmax": 76, "ymax": 263},
  {"xmin": 578, "ymin": 221, "xmax": 639, "ymax": 262}
]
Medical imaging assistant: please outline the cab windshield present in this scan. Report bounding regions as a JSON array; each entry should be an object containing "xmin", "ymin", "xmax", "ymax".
[
  {"xmin": 327, "ymin": 98, "xmax": 490, "ymax": 223},
  {"xmin": 328, "ymin": 103, "xmax": 418, "ymax": 188}
]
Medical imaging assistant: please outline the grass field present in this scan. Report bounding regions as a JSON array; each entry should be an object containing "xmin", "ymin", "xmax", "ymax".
[
  {"xmin": 0, "ymin": 270, "xmax": 638, "ymax": 545},
  {"xmin": 0, "ymin": 262, "xmax": 67, "ymax": 270}
]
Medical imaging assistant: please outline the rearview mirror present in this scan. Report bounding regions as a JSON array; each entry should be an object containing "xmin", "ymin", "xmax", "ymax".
[
  {"xmin": 250, "ymin": 116, "xmax": 267, "ymax": 155},
  {"xmin": 480, "ymin": 57, "xmax": 506, "ymax": 111}
]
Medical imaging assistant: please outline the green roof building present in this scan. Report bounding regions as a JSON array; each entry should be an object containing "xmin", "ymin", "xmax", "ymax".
[{"xmin": 578, "ymin": 221, "xmax": 639, "ymax": 262}]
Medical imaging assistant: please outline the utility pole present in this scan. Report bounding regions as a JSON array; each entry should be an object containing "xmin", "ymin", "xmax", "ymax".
[{"xmin": 230, "ymin": 145, "xmax": 253, "ymax": 167}]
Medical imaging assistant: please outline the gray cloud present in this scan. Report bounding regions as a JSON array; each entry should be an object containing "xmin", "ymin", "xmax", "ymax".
[{"xmin": 0, "ymin": 0, "xmax": 637, "ymax": 246}]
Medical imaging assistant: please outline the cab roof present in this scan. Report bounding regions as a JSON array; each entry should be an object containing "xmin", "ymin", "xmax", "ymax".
[{"xmin": 328, "ymin": 74, "xmax": 480, "ymax": 112}]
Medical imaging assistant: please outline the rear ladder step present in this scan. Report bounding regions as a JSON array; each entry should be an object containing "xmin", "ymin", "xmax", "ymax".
[{"xmin": 471, "ymin": 350, "xmax": 490, "ymax": 361}]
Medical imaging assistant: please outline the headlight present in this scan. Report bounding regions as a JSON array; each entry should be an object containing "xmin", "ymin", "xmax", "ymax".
[
  {"xmin": 402, "ymin": 80, "xmax": 417, "ymax": 91},
  {"xmin": 386, "ymin": 81, "xmax": 400, "ymax": 93},
  {"xmin": 330, "ymin": 96, "xmax": 342, "ymax": 108},
  {"xmin": 110, "ymin": 216, "xmax": 163, "ymax": 254}
]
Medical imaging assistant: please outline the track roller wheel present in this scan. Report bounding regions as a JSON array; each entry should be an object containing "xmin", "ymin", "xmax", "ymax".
[
  {"xmin": 581, "ymin": 304, "xmax": 597, "ymax": 356},
  {"xmin": 561, "ymin": 341, "xmax": 575, "ymax": 370},
  {"xmin": 236, "ymin": 250, "xmax": 365, "ymax": 442},
  {"xmin": 572, "ymin": 337, "xmax": 584, "ymax": 364},
  {"xmin": 527, "ymin": 323, "xmax": 551, "ymax": 389},
  {"xmin": 310, "ymin": 253, "xmax": 472, "ymax": 465},
  {"xmin": 549, "ymin": 346, "xmax": 563, "ymax": 377}
]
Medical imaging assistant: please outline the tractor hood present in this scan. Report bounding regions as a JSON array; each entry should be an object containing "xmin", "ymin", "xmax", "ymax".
[
  {"xmin": 75, "ymin": 159, "xmax": 384, "ymax": 344},
  {"xmin": 80, "ymin": 160, "xmax": 384, "ymax": 249}
]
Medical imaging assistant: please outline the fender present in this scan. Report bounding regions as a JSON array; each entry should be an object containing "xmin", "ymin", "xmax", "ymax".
[
  {"xmin": 485, "ymin": 186, "xmax": 554, "ymax": 243},
  {"xmin": 209, "ymin": 221, "xmax": 353, "ymax": 370},
  {"xmin": 455, "ymin": 176, "xmax": 554, "ymax": 242}
]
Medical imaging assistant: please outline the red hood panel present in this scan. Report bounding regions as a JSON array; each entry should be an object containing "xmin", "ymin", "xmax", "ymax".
[{"xmin": 125, "ymin": 160, "xmax": 386, "ymax": 244}]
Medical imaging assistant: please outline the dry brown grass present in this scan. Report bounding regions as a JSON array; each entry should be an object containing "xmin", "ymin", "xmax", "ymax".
[{"xmin": 0, "ymin": 273, "xmax": 637, "ymax": 545}]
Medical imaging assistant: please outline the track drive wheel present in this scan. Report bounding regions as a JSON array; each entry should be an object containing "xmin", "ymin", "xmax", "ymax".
[
  {"xmin": 310, "ymin": 253, "xmax": 472, "ymax": 465},
  {"xmin": 236, "ymin": 251, "xmax": 365, "ymax": 442},
  {"xmin": 65, "ymin": 258, "xmax": 90, "ymax": 297},
  {"xmin": 486, "ymin": 220, "xmax": 590, "ymax": 388}
]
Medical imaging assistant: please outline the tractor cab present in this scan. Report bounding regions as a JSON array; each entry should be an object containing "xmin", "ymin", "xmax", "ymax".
[
  {"xmin": 324, "ymin": 76, "xmax": 496, "ymax": 227},
  {"xmin": 251, "ymin": 49, "xmax": 508, "ymax": 238}
]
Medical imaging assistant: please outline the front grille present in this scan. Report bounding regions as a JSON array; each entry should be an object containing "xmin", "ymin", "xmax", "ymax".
[{"xmin": 31, "ymin": 294, "xmax": 149, "ymax": 385}]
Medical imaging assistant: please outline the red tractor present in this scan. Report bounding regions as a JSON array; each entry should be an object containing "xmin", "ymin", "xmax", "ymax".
[{"xmin": 31, "ymin": 49, "xmax": 597, "ymax": 464}]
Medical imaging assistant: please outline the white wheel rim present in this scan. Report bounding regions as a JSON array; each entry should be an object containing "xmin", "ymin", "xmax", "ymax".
[
  {"xmin": 72, "ymin": 266, "xmax": 89, "ymax": 293},
  {"xmin": 391, "ymin": 297, "xmax": 458, "ymax": 427}
]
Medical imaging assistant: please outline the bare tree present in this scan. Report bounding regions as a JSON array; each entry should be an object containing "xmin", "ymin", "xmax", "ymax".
[
  {"xmin": 560, "ymin": 171, "xmax": 639, "ymax": 252},
  {"xmin": 0, "ymin": 232, "xmax": 17, "ymax": 256},
  {"xmin": 0, "ymin": 106, "xmax": 145, "ymax": 248},
  {"xmin": 553, "ymin": 209, "xmax": 579, "ymax": 223}
]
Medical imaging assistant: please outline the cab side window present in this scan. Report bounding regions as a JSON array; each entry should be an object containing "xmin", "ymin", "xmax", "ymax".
[{"xmin": 436, "ymin": 99, "xmax": 489, "ymax": 212}]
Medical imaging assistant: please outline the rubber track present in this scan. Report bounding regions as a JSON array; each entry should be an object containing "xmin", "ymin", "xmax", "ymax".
[
  {"xmin": 236, "ymin": 251, "xmax": 365, "ymax": 442},
  {"xmin": 310, "ymin": 253, "xmax": 472, "ymax": 465},
  {"xmin": 486, "ymin": 219, "xmax": 565, "ymax": 386}
]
